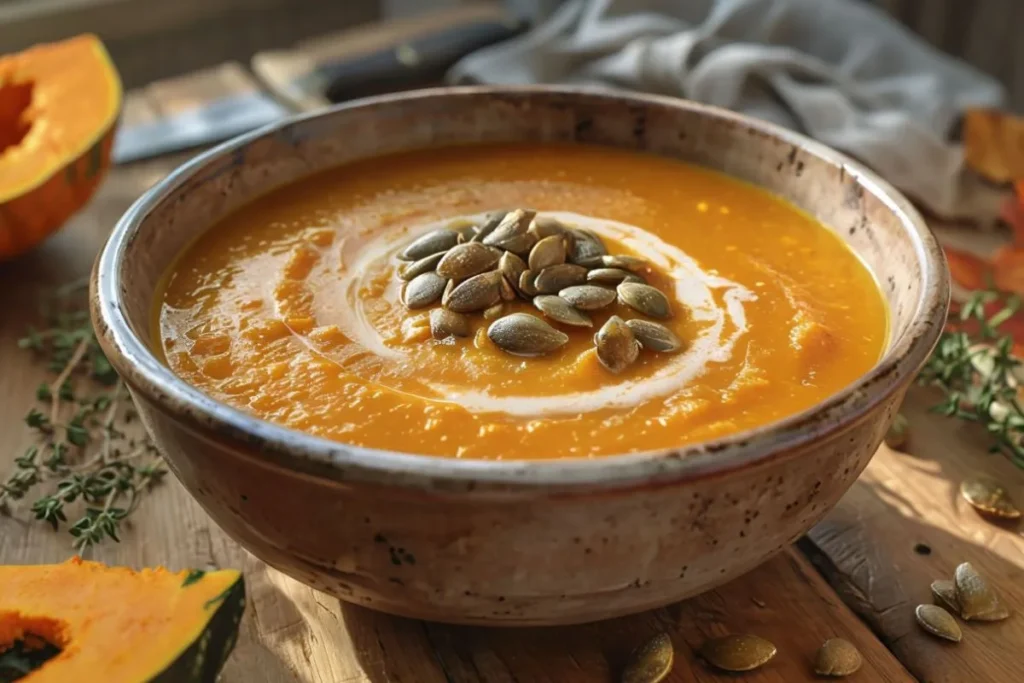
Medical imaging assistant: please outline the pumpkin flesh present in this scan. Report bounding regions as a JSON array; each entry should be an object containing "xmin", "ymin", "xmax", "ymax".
[
  {"xmin": 0, "ymin": 35, "xmax": 121, "ymax": 258},
  {"xmin": 0, "ymin": 558, "xmax": 244, "ymax": 683}
]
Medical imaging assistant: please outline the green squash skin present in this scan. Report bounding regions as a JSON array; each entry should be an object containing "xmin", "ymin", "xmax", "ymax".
[{"xmin": 149, "ymin": 575, "xmax": 246, "ymax": 683}]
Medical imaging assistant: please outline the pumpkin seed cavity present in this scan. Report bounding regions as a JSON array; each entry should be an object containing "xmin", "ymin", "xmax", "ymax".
[
  {"xmin": 395, "ymin": 211, "xmax": 682, "ymax": 367},
  {"xmin": 621, "ymin": 632, "xmax": 674, "ymax": 683},
  {"xmin": 700, "ymin": 634, "xmax": 776, "ymax": 672},
  {"xmin": 814, "ymin": 638, "xmax": 862, "ymax": 677}
]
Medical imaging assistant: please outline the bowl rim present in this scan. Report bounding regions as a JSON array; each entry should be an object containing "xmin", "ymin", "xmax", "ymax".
[{"xmin": 93, "ymin": 85, "xmax": 949, "ymax": 492}]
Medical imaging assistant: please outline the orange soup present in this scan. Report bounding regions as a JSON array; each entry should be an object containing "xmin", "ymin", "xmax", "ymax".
[{"xmin": 156, "ymin": 143, "xmax": 887, "ymax": 460}]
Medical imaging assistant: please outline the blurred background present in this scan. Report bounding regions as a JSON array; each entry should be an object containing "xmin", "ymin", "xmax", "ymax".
[{"xmin": 0, "ymin": 0, "xmax": 1021, "ymax": 110}]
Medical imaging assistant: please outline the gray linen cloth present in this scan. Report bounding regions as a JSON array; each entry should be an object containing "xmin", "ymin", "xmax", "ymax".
[{"xmin": 449, "ymin": 0, "xmax": 1005, "ymax": 218}]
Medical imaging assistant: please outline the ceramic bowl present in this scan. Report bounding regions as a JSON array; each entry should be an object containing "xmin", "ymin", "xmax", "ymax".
[{"xmin": 92, "ymin": 87, "xmax": 948, "ymax": 626}]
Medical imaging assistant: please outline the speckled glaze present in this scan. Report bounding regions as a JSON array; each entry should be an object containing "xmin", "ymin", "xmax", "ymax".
[{"xmin": 92, "ymin": 87, "xmax": 948, "ymax": 625}]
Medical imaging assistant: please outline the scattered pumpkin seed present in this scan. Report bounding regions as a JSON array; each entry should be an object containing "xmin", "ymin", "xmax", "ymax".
[
  {"xmin": 398, "ymin": 251, "xmax": 446, "ymax": 281},
  {"xmin": 960, "ymin": 475, "xmax": 1021, "ymax": 520},
  {"xmin": 436, "ymin": 242, "xmax": 502, "ymax": 280},
  {"xmin": 471, "ymin": 211, "xmax": 507, "ymax": 243},
  {"xmin": 569, "ymin": 228, "xmax": 607, "ymax": 263},
  {"xmin": 559, "ymin": 285, "xmax": 616, "ymax": 311},
  {"xmin": 885, "ymin": 413, "xmax": 910, "ymax": 449},
  {"xmin": 533, "ymin": 295, "xmax": 593, "ymax": 327},
  {"xmin": 518, "ymin": 269, "xmax": 539, "ymax": 297},
  {"xmin": 483, "ymin": 303, "xmax": 505, "ymax": 320},
  {"xmin": 915, "ymin": 604, "xmax": 962, "ymax": 642},
  {"xmin": 700, "ymin": 634, "xmax": 777, "ymax": 672},
  {"xmin": 429, "ymin": 308, "xmax": 471, "ymax": 339},
  {"xmin": 621, "ymin": 632, "xmax": 674, "ymax": 683},
  {"xmin": 483, "ymin": 208, "xmax": 535, "ymax": 248},
  {"xmin": 617, "ymin": 282, "xmax": 671, "ymax": 319},
  {"xmin": 626, "ymin": 319, "xmax": 682, "ymax": 352},
  {"xmin": 402, "ymin": 272, "xmax": 447, "ymax": 309},
  {"xmin": 400, "ymin": 229, "xmax": 459, "ymax": 261},
  {"xmin": 931, "ymin": 580, "xmax": 960, "ymax": 613},
  {"xmin": 487, "ymin": 313, "xmax": 569, "ymax": 356},
  {"xmin": 445, "ymin": 271, "xmax": 503, "ymax": 313},
  {"xmin": 528, "ymin": 235, "xmax": 567, "ymax": 271},
  {"xmin": 595, "ymin": 316, "xmax": 640, "ymax": 373},
  {"xmin": 499, "ymin": 276, "xmax": 517, "ymax": 302},
  {"xmin": 814, "ymin": 638, "xmax": 862, "ymax": 677},
  {"xmin": 529, "ymin": 215, "xmax": 569, "ymax": 240},
  {"xmin": 954, "ymin": 562, "xmax": 1009, "ymax": 621},
  {"xmin": 588, "ymin": 267, "xmax": 633, "ymax": 285},
  {"xmin": 499, "ymin": 252, "xmax": 526, "ymax": 290},
  {"xmin": 535, "ymin": 264, "xmax": 588, "ymax": 294}
]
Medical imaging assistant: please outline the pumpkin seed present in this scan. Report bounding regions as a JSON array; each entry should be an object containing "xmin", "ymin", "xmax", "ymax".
[
  {"xmin": 429, "ymin": 308, "xmax": 471, "ymax": 339},
  {"xmin": 617, "ymin": 282, "xmax": 671, "ymax": 319},
  {"xmin": 587, "ymin": 267, "xmax": 633, "ymax": 285},
  {"xmin": 497, "ymin": 231, "xmax": 538, "ymax": 257},
  {"xmin": 471, "ymin": 211, "xmax": 507, "ymax": 243},
  {"xmin": 402, "ymin": 272, "xmax": 447, "ymax": 309},
  {"xmin": 400, "ymin": 229, "xmax": 459, "ymax": 261},
  {"xmin": 533, "ymin": 295, "xmax": 593, "ymax": 327},
  {"xmin": 594, "ymin": 316, "xmax": 640, "ymax": 373},
  {"xmin": 623, "ymin": 274, "xmax": 646, "ymax": 284},
  {"xmin": 441, "ymin": 278, "xmax": 458, "ymax": 307},
  {"xmin": 931, "ymin": 580, "xmax": 960, "ymax": 613},
  {"xmin": 626, "ymin": 319, "xmax": 682, "ymax": 352},
  {"xmin": 487, "ymin": 313, "xmax": 569, "ymax": 356},
  {"xmin": 915, "ymin": 604, "xmax": 962, "ymax": 642},
  {"xmin": 528, "ymin": 235, "xmax": 567, "ymax": 271},
  {"xmin": 449, "ymin": 221, "xmax": 477, "ymax": 243},
  {"xmin": 499, "ymin": 275, "xmax": 517, "ymax": 302},
  {"xmin": 559, "ymin": 285, "xmax": 616, "ymax": 311},
  {"xmin": 436, "ymin": 242, "xmax": 501, "ymax": 280},
  {"xmin": 955, "ymin": 562, "xmax": 1009, "ymax": 621},
  {"xmin": 398, "ymin": 251, "xmax": 445, "ymax": 281},
  {"xmin": 814, "ymin": 638, "xmax": 862, "ymax": 677},
  {"xmin": 499, "ymin": 252, "xmax": 527, "ymax": 290},
  {"xmin": 529, "ymin": 215, "xmax": 569, "ymax": 240},
  {"xmin": 621, "ymin": 632, "xmax": 673, "ymax": 683},
  {"xmin": 885, "ymin": 413, "xmax": 910, "ymax": 450},
  {"xmin": 483, "ymin": 209, "xmax": 535, "ymax": 248},
  {"xmin": 519, "ymin": 269, "xmax": 539, "ymax": 297},
  {"xmin": 960, "ymin": 475, "xmax": 1021, "ymax": 520},
  {"xmin": 700, "ymin": 634, "xmax": 777, "ymax": 672},
  {"xmin": 483, "ymin": 303, "xmax": 505, "ymax": 320},
  {"xmin": 569, "ymin": 229, "xmax": 607, "ymax": 264},
  {"xmin": 446, "ymin": 271, "xmax": 503, "ymax": 313},
  {"xmin": 600, "ymin": 254, "xmax": 650, "ymax": 273},
  {"xmin": 535, "ymin": 264, "xmax": 588, "ymax": 294}
]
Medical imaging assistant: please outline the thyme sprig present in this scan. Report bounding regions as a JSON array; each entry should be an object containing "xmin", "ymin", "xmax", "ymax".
[
  {"xmin": 0, "ymin": 279, "xmax": 166, "ymax": 551},
  {"xmin": 918, "ymin": 290, "xmax": 1024, "ymax": 468}
]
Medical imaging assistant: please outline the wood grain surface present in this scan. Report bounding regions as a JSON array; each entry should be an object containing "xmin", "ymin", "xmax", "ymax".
[{"xmin": 1, "ymin": 55, "xmax": 1022, "ymax": 682}]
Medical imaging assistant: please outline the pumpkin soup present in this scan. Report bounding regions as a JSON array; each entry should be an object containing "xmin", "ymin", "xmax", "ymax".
[{"xmin": 156, "ymin": 143, "xmax": 887, "ymax": 460}]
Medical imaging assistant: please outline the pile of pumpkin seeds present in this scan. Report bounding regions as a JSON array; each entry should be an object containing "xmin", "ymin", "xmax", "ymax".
[
  {"xmin": 396, "ymin": 209, "xmax": 682, "ymax": 372},
  {"xmin": 916, "ymin": 561, "xmax": 1011, "ymax": 643}
]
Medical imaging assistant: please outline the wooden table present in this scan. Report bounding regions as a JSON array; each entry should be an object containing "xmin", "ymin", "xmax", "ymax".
[{"xmin": 2, "ymin": 58, "xmax": 1024, "ymax": 683}]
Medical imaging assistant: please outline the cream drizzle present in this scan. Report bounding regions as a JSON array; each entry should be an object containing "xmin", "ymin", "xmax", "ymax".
[{"xmin": 330, "ymin": 212, "xmax": 755, "ymax": 417}]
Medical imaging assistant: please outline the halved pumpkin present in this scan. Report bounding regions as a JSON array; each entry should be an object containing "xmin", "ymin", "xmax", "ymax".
[
  {"xmin": 0, "ymin": 34, "xmax": 121, "ymax": 259},
  {"xmin": 0, "ymin": 557, "xmax": 245, "ymax": 683}
]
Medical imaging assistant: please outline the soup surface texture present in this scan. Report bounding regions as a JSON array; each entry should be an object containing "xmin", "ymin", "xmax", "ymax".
[{"xmin": 157, "ymin": 143, "xmax": 887, "ymax": 460}]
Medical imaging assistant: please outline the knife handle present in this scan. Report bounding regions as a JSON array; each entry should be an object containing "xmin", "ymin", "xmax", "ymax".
[{"xmin": 321, "ymin": 17, "xmax": 527, "ymax": 103}]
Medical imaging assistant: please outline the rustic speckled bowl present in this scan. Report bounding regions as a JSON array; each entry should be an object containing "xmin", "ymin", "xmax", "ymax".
[{"xmin": 92, "ymin": 87, "xmax": 948, "ymax": 625}]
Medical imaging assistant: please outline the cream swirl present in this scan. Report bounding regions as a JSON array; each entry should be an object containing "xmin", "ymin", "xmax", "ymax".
[{"xmin": 335, "ymin": 212, "xmax": 755, "ymax": 417}]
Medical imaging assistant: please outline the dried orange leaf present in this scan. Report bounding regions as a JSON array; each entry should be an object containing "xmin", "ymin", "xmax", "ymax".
[{"xmin": 964, "ymin": 109, "xmax": 1024, "ymax": 184}]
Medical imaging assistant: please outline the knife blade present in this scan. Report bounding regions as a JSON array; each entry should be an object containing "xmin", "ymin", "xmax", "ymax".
[{"xmin": 113, "ymin": 12, "xmax": 526, "ymax": 164}]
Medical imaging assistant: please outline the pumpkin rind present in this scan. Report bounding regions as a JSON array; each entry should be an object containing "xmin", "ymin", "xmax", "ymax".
[
  {"xmin": 0, "ymin": 558, "xmax": 245, "ymax": 683},
  {"xmin": 0, "ymin": 34, "xmax": 121, "ymax": 259}
]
